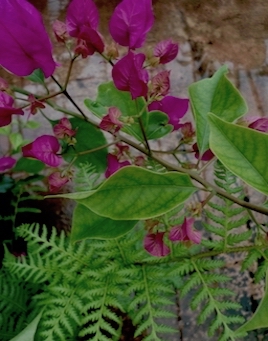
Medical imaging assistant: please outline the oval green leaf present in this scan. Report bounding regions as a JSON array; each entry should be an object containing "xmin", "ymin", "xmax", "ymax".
[
  {"xmin": 78, "ymin": 166, "xmax": 196, "ymax": 220},
  {"xmin": 189, "ymin": 65, "xmax": 247, "ymax": 155},
  {"xmin": 71, "ymin": 204, "xmax": 138, "ymax": 242},
  {"xmin": 208, "ymin": 113, "xmax": 268, "ymax": 195},
  {"xmin": 63, "ymin": 118, "xmax": 107, "ymax": 172}
]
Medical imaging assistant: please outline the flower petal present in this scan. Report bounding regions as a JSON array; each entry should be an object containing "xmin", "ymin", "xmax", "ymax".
[
  {"xmin": 144, "ymin": 232, "xmax": 170, "ymax": 257},
  {"xmin": 109, "ymin": 0, "xmax": 154, "ymax": 49},
  {"xmin": 112, "ymin": 51, "xmax": 148, "ymax": 99},
  {"xmin": 0, "ymin": 0, "xmax": 56, "ymax": 77},
  {"xmin": 66, "ymin": 0, "xmax": 99, "ymax": 37},
  {"xmin": 22, "ymin": 135, "xmax": 62, "ymax": 167},
  {"xmin": 154, "ymin": 39, "xmax": 179, "ymax": 64},
  {"xmin": 148, "ymin": 96, "xmax": 189, "ymax": 130},
  {"xmin": 0, "ymin": 157, "xmax": 16, "ymax": 173}
]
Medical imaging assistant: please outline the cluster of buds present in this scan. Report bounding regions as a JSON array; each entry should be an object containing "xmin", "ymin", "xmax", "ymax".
[{"xmin": 144, "ymin": 217, "xmax": 201, "ymax": 257}]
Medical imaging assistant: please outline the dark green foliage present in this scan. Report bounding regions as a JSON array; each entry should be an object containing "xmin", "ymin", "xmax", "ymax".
[{"xmin": 3, "ymin": 224, "xmax": 180, "ymax": 341}]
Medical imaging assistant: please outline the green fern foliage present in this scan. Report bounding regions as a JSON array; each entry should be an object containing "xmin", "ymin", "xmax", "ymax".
[
  {"xmin": 3, "ymin": 224, "xmax": 181, "ymax": 341},
  {"xmin": 0, "ymin": 268, "xmax": 38, "ymax": 340},
  {"xmin": 203, "ymin": 160, "xmax": 251, "ymax": 251},
  {"xmin": 73, "ymin": 162, "xmax": 100, "ymax": 192}
]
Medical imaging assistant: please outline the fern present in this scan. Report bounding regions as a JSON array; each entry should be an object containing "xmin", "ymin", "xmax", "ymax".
[
  {"xmin": 73, "ymin": 162, "xmax": 100, "ymax": 192},
  {"xmin": 0, "ymin": 268, "xmax": 39, "ymax": 340},
  {"xmin": 203, "ymin": 161, "xmax": 251, "ymax": 251}
]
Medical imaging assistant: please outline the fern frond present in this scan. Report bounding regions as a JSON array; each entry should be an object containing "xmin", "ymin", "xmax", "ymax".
[
  {"xmin": 73, "ymin": 162, "xmax": 99, "ymax": 192},
  {"xmin": 127, "ymin": 264, "xmax": 178, "ymax": 340}
]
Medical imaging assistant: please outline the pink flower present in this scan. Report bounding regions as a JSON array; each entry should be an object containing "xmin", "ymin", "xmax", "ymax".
[
  {"xmin": 112, "ymin": 51, "xmax": 149, "ymax": 99},
  {"xmin": 53, "ymin": 118, "xmax": 76, "ymax": 139},
  {"xmin": 22, "ymin": 135, "xmax": 62, "ymax": 167},
  {"xmin": 66, "ymin": 0, "xmax": 104, "ymax": 57},
  {"xmin": 193, "ymin": 143, "xmax": 214, "ymax": 161},
  {"xmin": 154, "ymin": 39, "xmax": 179, "ymax": 64},
  {"xmin": 248, "ymin": 118, "xmax": 268, "ymax": 133},
  {"xmin": 0, "ymin": 92, "xmax": 24, "ymax": 127},
  {"xmin": 150, "ymin": 70, "xmax": 170, "ymax": 98},
  {"xmin": 100, "ymin": 107, "xmax": 123, "ymax": 134},
  {"xmin": 169, "ymin": 218, "xmax": 201, "ymax": 244},
  {"xmin": 0, "ymin": 78, "xmax": 8, "ymax": 91},
  {"xmin": 0, "ymin": 157, "xmax": 16, "ymax": 173},
  {"xmin": 179, "ymin": 122, "xmax": 195, "ymax": 142},
  {"xmin": 48, "ymin": 172, "xmax": 70, "ymax": 193},
  {"xmin": 144, "ymin": 232, "xmax": 170, "ymax": 257},
  {"xmin": 75, "ymin": 26, "xmax": 104, "ymax": 57},
  {"xmin": 53, "ymin": 20, "xmax": 68, "ymax": 43},
  {"xmin": 148, "ymin": 96, "xmax": 189, "ymax": 130},
  {"xmin": 28, "ymin": 94, "xmax": 45, "ymax": 115},
  {"xmin": 105, "ymin": 154, "xmax": 131, "ymax": 178},
  {"xmin": 0, "ymin": 0, "xmax": 56, "ymax": 77},
  {"xmin": 109, "ymin": 0, "xmax": 154, "ymax": 49},
  {"xmin": 66, "ymin": 0, "xmax": 99, "ymax": 37}
]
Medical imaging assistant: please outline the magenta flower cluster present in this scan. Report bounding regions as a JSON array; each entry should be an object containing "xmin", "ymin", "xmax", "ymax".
[{"xmin": 144, "ymin": 218, "xmax": 201, "ymax": 257}]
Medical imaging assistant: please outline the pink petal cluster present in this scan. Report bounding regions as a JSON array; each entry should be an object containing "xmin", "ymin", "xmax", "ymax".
[
  {"xmin": 150, "ymin": 70, "xmax": 170, "ymax": 98},
  {"xmin": 193, "ymin": 143, "xmax": 214, "ymax": 161},
  {"xmin": 105, "ymin": 154, "xmax": 131, "ymax": 178},
  {"xmin": 53, "ymin": 118, "xmax": 76, "ymax": 139},
  {"xmin": 0, "ymin": 157, "xmax": 16, "ymax": 173},
  {"xmin": 66, "ymin": 0, "xmax": 104, "ymax": 57},
  {"xmin": 148, "ymin": 96, "xmax": 189, "ymax": 130},
  {"xmin": 154, "ymin": 39, "xmax": 179, "ymax": 64},
  {"xmin": 100, "ymin": 107, "xmax": 123, "ymax": 134},
  {"xmin": 169, "ymin": 218, "xmax": 201, "ymax": 244},
  {"xmin": 0, "ymin": 92, "xmax": 24, "ymax": 127},
  {"xmin": 48, "ymin": 171, "xmax": 70, "ymax": 193},
  {"xmin": 109, "ymin": 0, "xmax": 154, "ymax": 49},
  {"xmin": 180, "ymin": 122, "xmax": 195, "ymax": 142},
  {"xmin": 144, "ymin": 232, "xmax": 170, "ymax": 257},
  {"xmin": 112, "ymin": 51, "xmax": 149, "ymax": 99},
  {"xmin": 28, "ymin": 94, "xmax": 46, "ymax": 115},
  {"xmin": 0, "ymin": 0, "xmax": 56, "ymax": 77},
  {"xmin": 53, "ymin": 20, "xmax": 68, "ymax": 43},
  {"xmin": 22, "ymin": 135, "xmax": 62, "ymax": 167}
]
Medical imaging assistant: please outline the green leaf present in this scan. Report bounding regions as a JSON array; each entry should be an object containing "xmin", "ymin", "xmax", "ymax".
[
  {"xmin": 10, "ymin": 133, "xmax": 28, "ymax": 152},
  {"xmin": 71, "ymin": 204, "xmax": 137, "ymax": 241},
  {"xmin": 9, "ymin": 311, "xmax": 43, "ymax": 341},
  {"xmin": 13, "ymin": 158, "xmax": 45, "ymax": 174},
  {"xmin": 24, "ymin": 120, "xmax": 41, "ymax": 129},
  {"xmin": 208, "ymin": 113, "xmax": 268, "ymax": 195},
  {"xmin": 146, "ymin": 110, "xmax": 173, "ymax": 140},
  {"xmin": 235, "ymin": 270, "xmax": 268, "ymax": 334},
  {"xmin": 0, "ymin": 125, "xmax": 11, "ymax": 135},
  {"xmin": 189, "ymin": 65, "xmax": 247, "ymax": 155},
  {"xmin": 25, "ymin": 69, "xmax": 45, "ymax": 84},
  {"xmin": 84, "ymin": 81, "xmax": 148, "ymax": 141},
  {"xmin": 63, "ymin": 117, "xmax": 107, "ymax": 172},
  {"xmin": 78, "ymin": 166, "xmax": 196, "ymax": 220}
]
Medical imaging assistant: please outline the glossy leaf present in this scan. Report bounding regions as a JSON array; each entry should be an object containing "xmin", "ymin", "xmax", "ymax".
[
  {"xmin": 208, "ymin": 113, "xmax": 268, "ymax": 195},
  {"xmin": 25, "ymin": 69, "xmax": 45, "ymax": 85},
  {"xmin": 84, "ymin": 81, "xmax": 148, "ymax": 141},
  {"xmin": 189, "ymin": 65, "xmax": 247, "ymax": 155},
  {"xmin": 146, "ymin": 110, "xmax": 173, "ymax": 139},
  {"xmin": 13, "ymin": 158, "xmax": 44, "ymax": 174},
  {"xmin": 63, "ymin": 118, "xmax": 107, "ymax": 172},
  {"xmin": 78, "ymin": 166, "xmax": 196, "ymax": 220},
  {"xmin": 71, "ymin": 204, "xmax": 137, "ymax": 241},
  {"xmin": 235, "ymin": 271, "xmax": 268, "ymax": 335},
  {"xmin": 10, "ymin": 311, "xmax": 43, "ymax": 341}
]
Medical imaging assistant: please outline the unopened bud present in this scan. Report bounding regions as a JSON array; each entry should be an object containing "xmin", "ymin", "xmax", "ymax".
[{"xmin": 105, "ymin": 41, "xmax": 119, "ymax": 60}]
